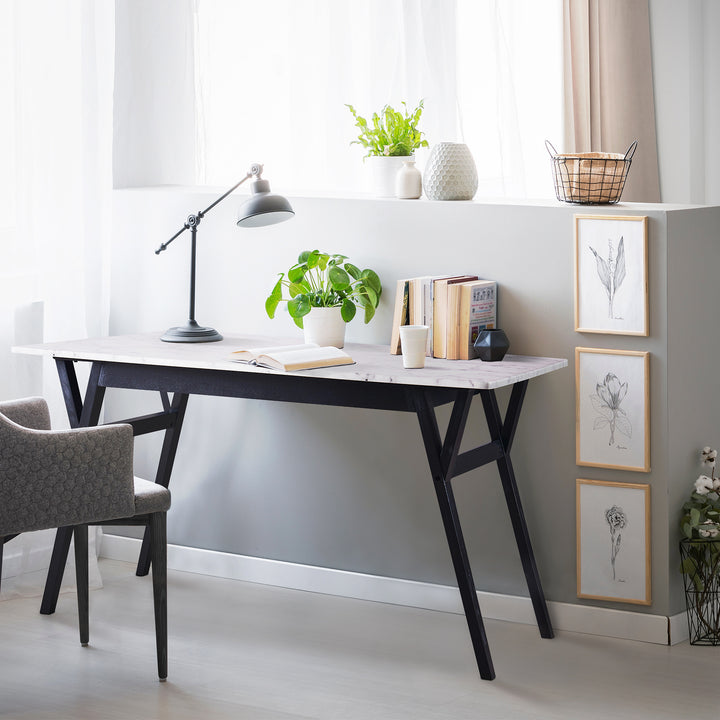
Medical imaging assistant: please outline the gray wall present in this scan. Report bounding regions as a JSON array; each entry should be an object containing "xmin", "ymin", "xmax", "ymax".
[{"xmin": 107, "ymin": 190, "xmax": 718, "ymax": 617}]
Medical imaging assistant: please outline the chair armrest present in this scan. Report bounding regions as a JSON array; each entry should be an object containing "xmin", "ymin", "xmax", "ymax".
[
  {"xmin": 0, "ymin": 416, "xmax": 136, "ymax": 536},
  {"xmin": 0, "ymin": 397, "xmax": 51, "ymax": 431}
]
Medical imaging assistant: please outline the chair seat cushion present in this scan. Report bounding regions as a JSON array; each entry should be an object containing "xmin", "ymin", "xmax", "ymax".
[{"xmin": 133, "ymin": 477, "xmax": 171, "ymax": 515}]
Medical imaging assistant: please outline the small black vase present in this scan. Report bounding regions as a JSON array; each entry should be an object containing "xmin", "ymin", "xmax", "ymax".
[{"xmin": 473, "ymin": 328, "xmax": 510, "ymax": 362}]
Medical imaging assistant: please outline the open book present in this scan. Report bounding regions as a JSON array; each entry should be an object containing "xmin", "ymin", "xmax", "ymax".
[{"xmin": 228, "ymin": 343, "xmax": 354, "ymax": 372}]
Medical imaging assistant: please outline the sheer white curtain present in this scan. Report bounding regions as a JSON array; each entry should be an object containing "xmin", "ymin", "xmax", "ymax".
[
  {"xmin": 0, "ymin": 0, "xmax": 114, "ymax": 598},
  {"xmin": 193, "ymin": 0, "xmax": 562, "ymax": 198}
]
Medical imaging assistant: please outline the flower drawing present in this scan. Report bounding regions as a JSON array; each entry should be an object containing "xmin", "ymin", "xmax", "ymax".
[
  {"xmin": 589, "ymin": 237, "xmax": 626, "ymax": 319},
  {"xmin": 590, "ymin": 372, "xmax": 632, "ymax": 446},
  {"xmin": 605, "ymin": 505, "xmax": 627, "ymax": 580}
]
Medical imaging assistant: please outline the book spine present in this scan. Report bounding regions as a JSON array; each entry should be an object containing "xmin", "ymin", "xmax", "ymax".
[
  {"xmin": 432, "ymin": 281, "xmax": 448, "ymax": 358},
  {"xmin": 445, "ymin": 283, "xmax": 462, "ymax": 360},
  {"xmin": 390, "ymin": 279, "xmax": 410, "ymax": 355},
  {"xmin": 459, "ymin": 282, "xmax": 497, "ymax": 360},
  {"xmin": 423, "ymin": 279, "xmax": 433, "ymax": 356}
]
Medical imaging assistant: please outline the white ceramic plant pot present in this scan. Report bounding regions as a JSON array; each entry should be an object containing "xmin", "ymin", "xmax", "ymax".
[
  {"xmin": 302, "ymin": 306, "xmax": 347, "ymax": 348},
  {"xmin": 368, "ymin": 155, "xmax": 414, "ymax": 197},
  {"xmin": 423, "ymin": 142, "xmax": 478, "ymax": 200}
]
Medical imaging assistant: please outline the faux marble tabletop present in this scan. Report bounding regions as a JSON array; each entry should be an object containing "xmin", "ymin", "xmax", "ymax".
[{"xmin": 14, "ymin": 333, "xmax": 568, "ymax": 391}]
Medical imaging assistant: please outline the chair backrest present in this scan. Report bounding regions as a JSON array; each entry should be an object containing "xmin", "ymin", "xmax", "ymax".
[
  {"xmin": 0, "ymin": 397, "xmax": 51, "ymax": 431},
  {"xmin": 0, "ymin": 397, "xmax": 136, "ymax": 536}
]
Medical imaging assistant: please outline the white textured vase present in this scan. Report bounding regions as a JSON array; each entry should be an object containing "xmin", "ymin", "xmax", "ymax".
[
  {"xmin": 368, "ymin": 155, "xmax": 414, "ymax": 197},
  {"xmin": 395, "ymin": 159, "xmax": 422, "ymax": 199},
  {"xmin": 302, "ymin": 306, "xmax": 347, "ymax": 348},
  {"xmin": 423, "ymin": 142, "xmax": 478, "ymax": 201}
]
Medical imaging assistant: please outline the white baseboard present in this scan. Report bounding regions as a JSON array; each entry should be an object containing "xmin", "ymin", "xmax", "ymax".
[{"xmin": 100, "ymin": 534, "xmax": 681, "ymax": 646}]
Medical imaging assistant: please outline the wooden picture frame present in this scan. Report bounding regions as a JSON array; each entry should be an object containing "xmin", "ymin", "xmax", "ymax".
[
  {"xmin": 575, "ymin": 215, "xmax": 648, "ymax": 336},
  {"xmin": 576, "ymin": 347, "xmax": 650, "ymax": 472},
  {"xmin": 577, "ymin": 478, "xmax": 651, "ymax": 605}
]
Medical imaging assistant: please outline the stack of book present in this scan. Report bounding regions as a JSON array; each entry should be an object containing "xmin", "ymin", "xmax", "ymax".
[{"xmin": 390, "ymin": 275, "xmax": 497, "ymax": 360}]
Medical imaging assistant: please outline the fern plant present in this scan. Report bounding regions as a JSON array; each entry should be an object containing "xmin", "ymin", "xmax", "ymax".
[{"xmin": 346, "ymin": 100, "xmax": 428, "ymax": 158}]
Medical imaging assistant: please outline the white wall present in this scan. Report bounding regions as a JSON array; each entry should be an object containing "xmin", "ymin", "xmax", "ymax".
[{"xmin": 106, "ymin": 188, "xmax": 720, "ymax": 618}]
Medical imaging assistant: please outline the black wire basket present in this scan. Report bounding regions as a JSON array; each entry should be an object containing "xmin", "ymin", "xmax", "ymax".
[
  {"xmin": 680, "ymin": 538, "xmax": 720, "ymax": 645},
  {"xmin": 546, "ymin": 140, "xmax": 637, "ymax": 205}
]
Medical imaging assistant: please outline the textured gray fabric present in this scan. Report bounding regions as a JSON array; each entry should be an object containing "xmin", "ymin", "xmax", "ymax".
[
  {"xmin": 0, "ymin": 399, "xmax": 136, "ymax": 536},
  {"xmin": 133, "ymin": 477, "xmax": 171, "ymax": 515},
  {"xmin": 0, "ymin": 397, "xmax": 51, "ymax": 431}
]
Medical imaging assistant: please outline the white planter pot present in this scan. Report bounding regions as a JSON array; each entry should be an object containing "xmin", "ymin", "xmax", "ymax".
[
  {"xmin": 424, "ymin": 142, "xmax": 478, "ymax": 200},
  {"xmin": 303, "ymin": 306, "xmax": 347, "ymax": 348},
  {"xmin": 367, "ymin": 155, "xmax": 414, "ymax": 197}
]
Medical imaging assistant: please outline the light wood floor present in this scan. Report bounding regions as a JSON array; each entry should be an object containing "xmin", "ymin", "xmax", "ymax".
[{"xmin": 0, "ymin": 559, "xmax": 715, "ymax": 719}]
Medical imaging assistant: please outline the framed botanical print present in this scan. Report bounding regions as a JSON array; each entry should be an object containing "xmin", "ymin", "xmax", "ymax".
[
  {"xmin": 575, "ymin": 215, "xmax": 648, "ymax": 335},
  {"xmin": 577, "ymin": 478, "xmax": 651, "ymax": 605},
  {"xmin": 576, "ymin": 347, "xmax": 650, "ymax": 472}
]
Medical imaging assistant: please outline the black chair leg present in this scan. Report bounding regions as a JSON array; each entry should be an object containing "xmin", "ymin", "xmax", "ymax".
[
  {"xmin": 149, "ymin": 512, "xmax": 168, "ymax": 680},
  {"xmin": 0, "ymin": 539, "xmax": 4, "ymax": 594},
  {"xmin": 73, "ymin": 525, "xmax": 89, "ymax": 646}
]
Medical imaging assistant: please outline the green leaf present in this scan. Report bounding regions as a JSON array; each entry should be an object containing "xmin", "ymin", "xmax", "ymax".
[
  {"xmin": 363, "ymin": 302, "xmax": 376, "ymax": 324},
  {"xmin": 265, "ymin": 278, "xmax": 283, "ymax": 319},
  {"xmin": 287, "ymin": 295, "xmax": 311, "ymax": 318},
  {"xmin": 306, "ymin": 250, "xmax": 321, "ymax": 270},
  {"xmin": 360, "ymin": 269, "xmax": 382, "ymax": 295},
  {"xmin": 329, "ymin": 266, "xmax": 351, "ymax": 291},
  {"xmin": 345, "ymin": 263, "xmax": 360, "ymax": 280},
  {"xmin": 340, "ymin": 298, "xmax": 356, "ymax": 322},
  {"xmin": 681, "ymin": 556, "xmax": 698, "ymax": 576},
  {"xmin": 288, "ymin": 265, "xmax": 306, "ymax": 284},
  {"xmin": 691, "ymin": 508, "xmax": 702, "ymax": 527}
]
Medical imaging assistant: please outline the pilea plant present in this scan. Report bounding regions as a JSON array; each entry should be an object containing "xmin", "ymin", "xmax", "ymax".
[
  {"xmin": 346, "ymin": 100, "xmax": 428, "ymax": 158},
  {"xmin": 266, "ymin": 250, "xmax": 382, "ymax": 328}
]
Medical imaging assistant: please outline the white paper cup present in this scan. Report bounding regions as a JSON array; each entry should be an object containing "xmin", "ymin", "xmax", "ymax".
[{"xmin": 400, "ymin": 325, "xmax": 429, "ymax": 369}]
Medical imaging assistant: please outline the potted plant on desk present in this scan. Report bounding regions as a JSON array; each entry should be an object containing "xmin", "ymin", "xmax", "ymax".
[
  {"xmin": 346, "ymin": 100, "xmax": 428, "ymax": 197},
  {"xmin": 265, "ymin": 250, "xmax": 382, "ymax": 348}
]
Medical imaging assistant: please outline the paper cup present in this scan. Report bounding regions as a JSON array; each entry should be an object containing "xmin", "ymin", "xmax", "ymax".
[{"xmin": 400, "ymin": 325, "xmax": 429, "ymax": 368}]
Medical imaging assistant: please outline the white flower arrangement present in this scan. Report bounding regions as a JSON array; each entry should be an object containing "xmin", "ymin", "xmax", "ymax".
[{"xmin": 681, "ymin": 446, "xmax": 720, "ymax": 539}]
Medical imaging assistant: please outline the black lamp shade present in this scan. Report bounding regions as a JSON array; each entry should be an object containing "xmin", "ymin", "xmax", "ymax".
[{"xmin": 237, "ymin": 193, "xmax": 295, "ymax": 227}]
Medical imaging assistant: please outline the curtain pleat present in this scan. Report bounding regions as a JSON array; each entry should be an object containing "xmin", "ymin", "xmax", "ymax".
[{"xmin": 563, "ymin": 0, "xmax": 660, "ymax": 201}]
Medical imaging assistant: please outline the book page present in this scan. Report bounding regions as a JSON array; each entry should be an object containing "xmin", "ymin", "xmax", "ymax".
[
  {"xmin": 229, "ymin": 343, "xmax": 319, "ymax": 363},
  {"xmin": 255, "ymin": 346, "xmax": 354, "ymax": 372}
]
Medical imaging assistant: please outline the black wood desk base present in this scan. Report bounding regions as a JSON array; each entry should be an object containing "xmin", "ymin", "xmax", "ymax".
[{"xmin": 40, "ymin": 357, "xmax": 554, "ymax": 681}]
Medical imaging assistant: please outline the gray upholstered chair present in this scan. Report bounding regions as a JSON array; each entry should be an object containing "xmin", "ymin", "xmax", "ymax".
[{"xmin": 0, "ymin": 397, "xmax": 170, "ymax": 680}]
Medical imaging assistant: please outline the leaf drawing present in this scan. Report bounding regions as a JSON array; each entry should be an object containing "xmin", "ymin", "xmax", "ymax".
[
  {"xmin": 589, "ymin": 236, "xmax": 625, "ymax": 319},
  {"xmin": 590, "ymin": 372, "xmax": 632, "ymax": 446}
]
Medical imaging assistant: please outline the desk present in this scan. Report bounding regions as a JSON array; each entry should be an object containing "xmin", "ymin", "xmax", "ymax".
[{"xmin": 16, "ymin": 333, "xmax": 567, "ymax": 680}]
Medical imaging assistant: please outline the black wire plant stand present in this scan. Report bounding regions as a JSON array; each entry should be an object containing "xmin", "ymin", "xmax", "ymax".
[
  {"xmin": 680, "ymin": 538, "xmax": 720, "ymax": 645},
  {"xmin": 546, "ymin": 140, "xmax": 637, "ymax": 205}
]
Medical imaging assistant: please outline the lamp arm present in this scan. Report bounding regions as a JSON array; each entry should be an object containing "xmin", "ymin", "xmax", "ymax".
[{"xmin": 154, "ymin": 164, "xmax": 262, "ymax": 255}]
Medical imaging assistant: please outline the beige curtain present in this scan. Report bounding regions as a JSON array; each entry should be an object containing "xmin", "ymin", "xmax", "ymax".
[{"xmin": 563, "ymin": 0, "xmax": 660, "ymax": 202}]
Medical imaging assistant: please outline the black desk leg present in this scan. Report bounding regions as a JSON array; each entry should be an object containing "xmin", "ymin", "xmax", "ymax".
[
  {"xmin": 480, "ymin": 384, "xmax": 554, "ymax": 639},
  {"xmin": 414, "ymin": 390, "xmax": 496, "ymax": 681},
  {"xmin": 135, "ymin": 392, "xmax": 188, "ymax": 577}
]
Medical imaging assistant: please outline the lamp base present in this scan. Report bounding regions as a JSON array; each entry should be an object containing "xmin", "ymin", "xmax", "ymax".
[{"xmin": 160, "ymin": 321, "xmax": 223, "ymax": 343}]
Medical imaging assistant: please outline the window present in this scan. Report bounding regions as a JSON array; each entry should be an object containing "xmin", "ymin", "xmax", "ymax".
[{"xmin": 118, "ymin": 1, "xmax": 563, "ymax": 198}]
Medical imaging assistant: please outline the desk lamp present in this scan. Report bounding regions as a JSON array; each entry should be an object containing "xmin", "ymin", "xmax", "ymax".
[{"xmin": 155, "ymin": 163, "xmax": 294, "ymax": 343}]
